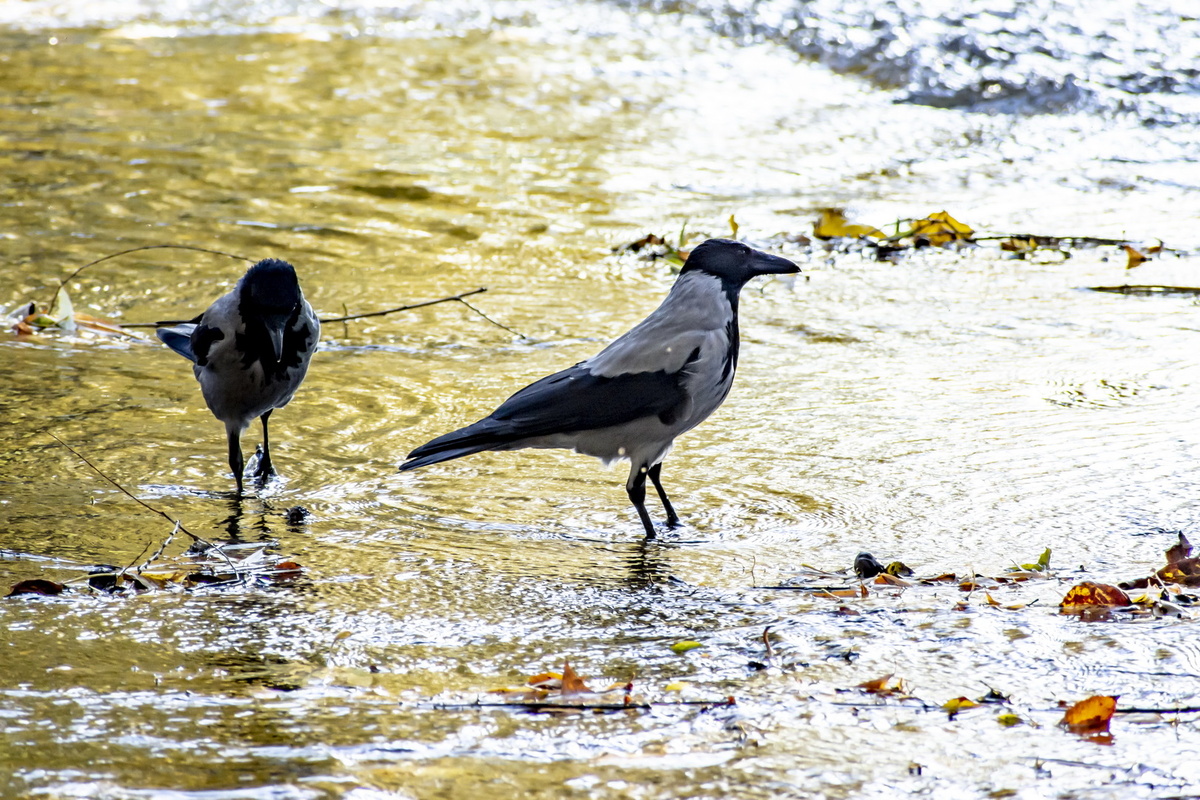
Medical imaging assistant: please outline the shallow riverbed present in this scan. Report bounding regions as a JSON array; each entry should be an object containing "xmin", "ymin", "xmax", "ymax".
[{"xmin": 2, "ymin": 1, "xmax": 1199, "ymax": 798}]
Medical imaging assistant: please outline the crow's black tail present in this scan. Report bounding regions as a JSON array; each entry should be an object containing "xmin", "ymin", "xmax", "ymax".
[{"xmin": 399, "ymin": 417, "xmax": 516, "ymax": 471}]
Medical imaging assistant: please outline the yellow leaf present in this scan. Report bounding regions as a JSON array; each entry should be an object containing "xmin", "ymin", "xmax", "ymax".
[
  {"xmin": 943, "ymin": 696, "xmax": 979, "ymax": 716},
  {"xmin": 664, "ymin": 681, "xmax": 690, "ymax": 692},
  {"xmin": 728, "ymin": 214, "xmax": 739, "ymax": 239},
  {"xmin": 670, "ymin": 640, "xmax": 703, "ymax": 654},
  {"xmin": 1060, "ymin": 695, "xmax": 1117, "ymax": 734},
  {"xmin": 909, "ymin": 211, "xmax": 974, "ymax": 246},
  {"xmin": 997, "ymin": 712, "xmax": 1023, "ymax": 727},
  {"xmin": 813, "ymin": 208, "xmax": 884, "ymax": 240}
]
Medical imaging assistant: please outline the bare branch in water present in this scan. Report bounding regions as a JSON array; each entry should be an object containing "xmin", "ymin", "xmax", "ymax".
[
  {"xmin": 51, "ymin": 244, "xmax": 252, "ymax": 308},
  {"xmin": 318, "ymin": 287, "xmax": 488, "ymax": 323},
  {"xmin": 47, "ymin": 433, "xmax": 215, "ymax": 549}
]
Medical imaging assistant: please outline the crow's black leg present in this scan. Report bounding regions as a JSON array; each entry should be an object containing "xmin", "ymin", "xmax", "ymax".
[
  {"xmin": 627, "ymin": 466, "xmax": 657, "ymax": 539},
  {"xmin": 226, "ymin": 423, "xmax": 245, "ymax": 495},
  {"xmin": 647, "ymin": 463, "xmax": 680, "ymax": 528},
  {"xmin": 255, "ymin": 409, "xmax": 275, "ymax": 479}
]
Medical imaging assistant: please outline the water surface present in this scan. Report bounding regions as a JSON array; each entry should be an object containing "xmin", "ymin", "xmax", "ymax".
[{"xmin": 2, "ymin": 1, "xmax": 1199, "ymax": 798}]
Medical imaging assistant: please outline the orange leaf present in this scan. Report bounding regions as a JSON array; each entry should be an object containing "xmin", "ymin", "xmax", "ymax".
[
  {"xmin": 560, "ymin": 661, "xmax": 591, "ymax": 696},
  {"xmin": 1123, "ymin": 245, "xmax": 1148, "ymax": 269},
  {"xmin": 1060, "ymin": 695, "xmax": 1117, "ymax": 734},
  {"xmin": 857, "ymin": 674, "xmax": 902, "ymax": 695},
  {"xmin": 1060, "ymin": 582, "xmax": 1131, "ymax": 608},
  {"xmin": 874, "ymin": 573, "xmax": 912, "ymax": 587}
]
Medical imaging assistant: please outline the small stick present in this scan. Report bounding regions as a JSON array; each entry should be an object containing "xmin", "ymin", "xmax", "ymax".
[
  {"xmin": 318, "ymin": 287, "xmax": 488, "ymax": 323},
  {"xmin": 430, "ymin": 698, "xmax": 735, "ymax": 711},
  {"xmin": 47, "ymin": 433, "xmax": 215, "ymax": 549},
  {"xmin": 51, "ymin": 245, "xmax": 251, "ymax": 307}
]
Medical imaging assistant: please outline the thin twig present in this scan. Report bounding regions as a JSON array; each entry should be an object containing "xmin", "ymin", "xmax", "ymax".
[
  {"xmin": 51, "ymin": 245, "xmax": 251, "ymax": 307},
  {"xmin": 456, "ymin": 297, "xmax": 528, "ymax": 339},
  {"xmin": 1116, "ymin": 705, "xmax": 1200, "ymax": 714},
  {"xmin": 318, "ymin": 287, "xmax": 488, "ymax": 323},
  {"xmin": 48, "ymin": 433, "xmax": 214, "ymax": 549},
  {"xmin": 431, "ymin": 698, "xmax": 735, "ymax": 711}
]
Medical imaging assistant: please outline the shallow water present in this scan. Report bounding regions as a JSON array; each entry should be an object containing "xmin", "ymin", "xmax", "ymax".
[{"xmin": 2, "ymin": 1, "xmax": 1200, "ymax": 798}]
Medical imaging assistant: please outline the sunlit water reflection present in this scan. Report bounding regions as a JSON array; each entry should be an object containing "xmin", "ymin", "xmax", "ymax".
[{"xmin": 2, "ymin": 1, "xmax": 1199, "ymax": 798}]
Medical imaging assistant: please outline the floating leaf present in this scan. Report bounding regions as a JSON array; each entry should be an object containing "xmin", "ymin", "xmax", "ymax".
[
  {"xmin": 1060, "ymin": 695, "xmax": 1117, "ymax": 734},
  {"xmin": 813, "ymin": 208, "xmax": 884, "ymax": 240},
  {"xmin": 7, "ymin": 579, "xmax": 66, "ymax": 597},
  {"xmin": 908, "ymin": 211, "xmax": 974, "ymax": 247},
  {"xmin": 874, "ymin": 572, "xmax": 912, "ymax": 587},
  {"xmin": 1020, "ymin": 548, "xmax": 1052, "ymax": 572},
  {"xmin": 1123, "ymin": 245, "xmax": 1148, "ymax": 269},
  {"xmin": 1060, "ymin": 581, "xmax": 1132, "ymax": 608},
  {"xmin": 728, "ymin": 214, "xmax": 739, "ymax": 239},
  {"xmin": 560, "ymin": 661, "xmax": 591, "ymax": 696},
  {"xmin": 856, "ymin": 674, "xmax": 904, "ymax": 696},
  {"xmin": 998, "ymin": 712, "xmax": 1023, "ymax": 727},
  {"xmin": 670, "ymin": 640, "xmax": 703, "ymax": 654},
  {"xmin": 943, "ymin": 696, "xmax": 979, "ymax": 717},
  {"xmin": 885, "ymin": 561, "xmax": 914, "ymax": 577}
]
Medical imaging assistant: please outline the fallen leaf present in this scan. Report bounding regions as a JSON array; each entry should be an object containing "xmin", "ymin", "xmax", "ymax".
[
  {"xmin": 670, "ymin": 640, "xmax": 703, "ymax": 654},
  {"xmin": 857, "ymin": 674, "xmax": 903, "ymax": 696},
  {"xmin": 560, "ymin": 661, "xmax": 591, "ymax": 696},
  {"xmin": 874, "ymin": 573, "xmax": 912, "ymax": 587},
  {"xmin": 1000, "ymin": 237, "xmax": 1038, "ymax": 256},
  {"xmin": 1060, "ymin": 695, "xmax": 1117, "ymax": 734},
  {"xmin": 7, "ymin": 579, "xmax": 66, "ymax": 597},
  {"xmin": 813, "ymin": 208, "xmax": 884, "ymax": 240},
  {"xmin": 885, "ymin": 561, "xmax": 914, "ymax": 577},
  {"xmin": 997, "ymin": 712, "xmax": 1023, "ymax": 727},
  {"xmin": 1021, "ymin": 548, "xmax": 1052, "ymax": 572},
  {"xmin": 728, "ymin": 214, "xmax": 739, "ymax": 239},
  {"xmin": 908, "ymin": 211, "xmax": 974, "ymax": 247},
  {"xmin": 1060, "ymin": 582, "xmax": 1132, "ymax": 608},
  {"xmin": 943, "ymin": 696, "xmax": 979, "ymax": 717},
  {"xmin": 1123, "ymin": 245, "xmax": 1148, "ymax": 269}
]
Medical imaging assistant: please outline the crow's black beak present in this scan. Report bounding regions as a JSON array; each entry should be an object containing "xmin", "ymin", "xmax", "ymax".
[
  {"xmin": 750, "ymin": 250, "xmax": 801, "ymax": 275},
  {"xmin": 264, "ymin": 318, "xmax": 287, "ymax": 363}
]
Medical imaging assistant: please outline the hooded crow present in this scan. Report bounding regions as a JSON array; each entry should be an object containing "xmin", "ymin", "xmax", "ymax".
[
  {"xmin": 400, "ymin": 238, "xmax": 799, "ymax": 537},
  {"xmin": 157, "ymin": 258, "xmax": 319, "ymax": 493}
]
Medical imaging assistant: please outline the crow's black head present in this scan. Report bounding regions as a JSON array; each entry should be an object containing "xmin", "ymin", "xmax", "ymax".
[
  {"xmin": 240, "ymin": 258, "xmax": 302, "ymax": 315},
  {"xmin": 679, "ymin": 239, "xmax": 799, "ymax": 287}
]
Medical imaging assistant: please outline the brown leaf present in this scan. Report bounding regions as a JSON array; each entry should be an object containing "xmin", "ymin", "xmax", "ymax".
[
  {"xmin": 7, "ymin": 578, "xmax": 65, "ymax": 597},
  {"xmin": 1060, "ymin": 582, "xmax": 1132, "ymax": 608},
  {"xmin": 1165, "ymin": 532, "xmax": 1193, "ymax": 567},
  {"xmin": 874, "ymin": 573, "xmax": 912, "ymax": 587},
  {"xmin": 560, "ymin": 661, "xmax": 591, "ymax": 696},
  {"xmin": 857, "ymin": 674, "xmax": 903, "ymax": 696},
  {"xmin": 1060, "ymin": 695, "xmax": 1117, "ymax": 734},
  {"xmin": 1123, "ymin": 245, "xmax": 1148, "ymax": 269}
]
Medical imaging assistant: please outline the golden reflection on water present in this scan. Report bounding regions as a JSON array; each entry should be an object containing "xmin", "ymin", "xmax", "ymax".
[{"xmin": 2, "ymin": 6, "xmax": 1199, "ymax": 799}]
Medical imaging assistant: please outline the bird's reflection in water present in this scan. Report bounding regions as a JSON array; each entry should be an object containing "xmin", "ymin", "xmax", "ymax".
[{"xmin": 622, "ymin": 537, "xmax": 675, "ymax": 590}]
